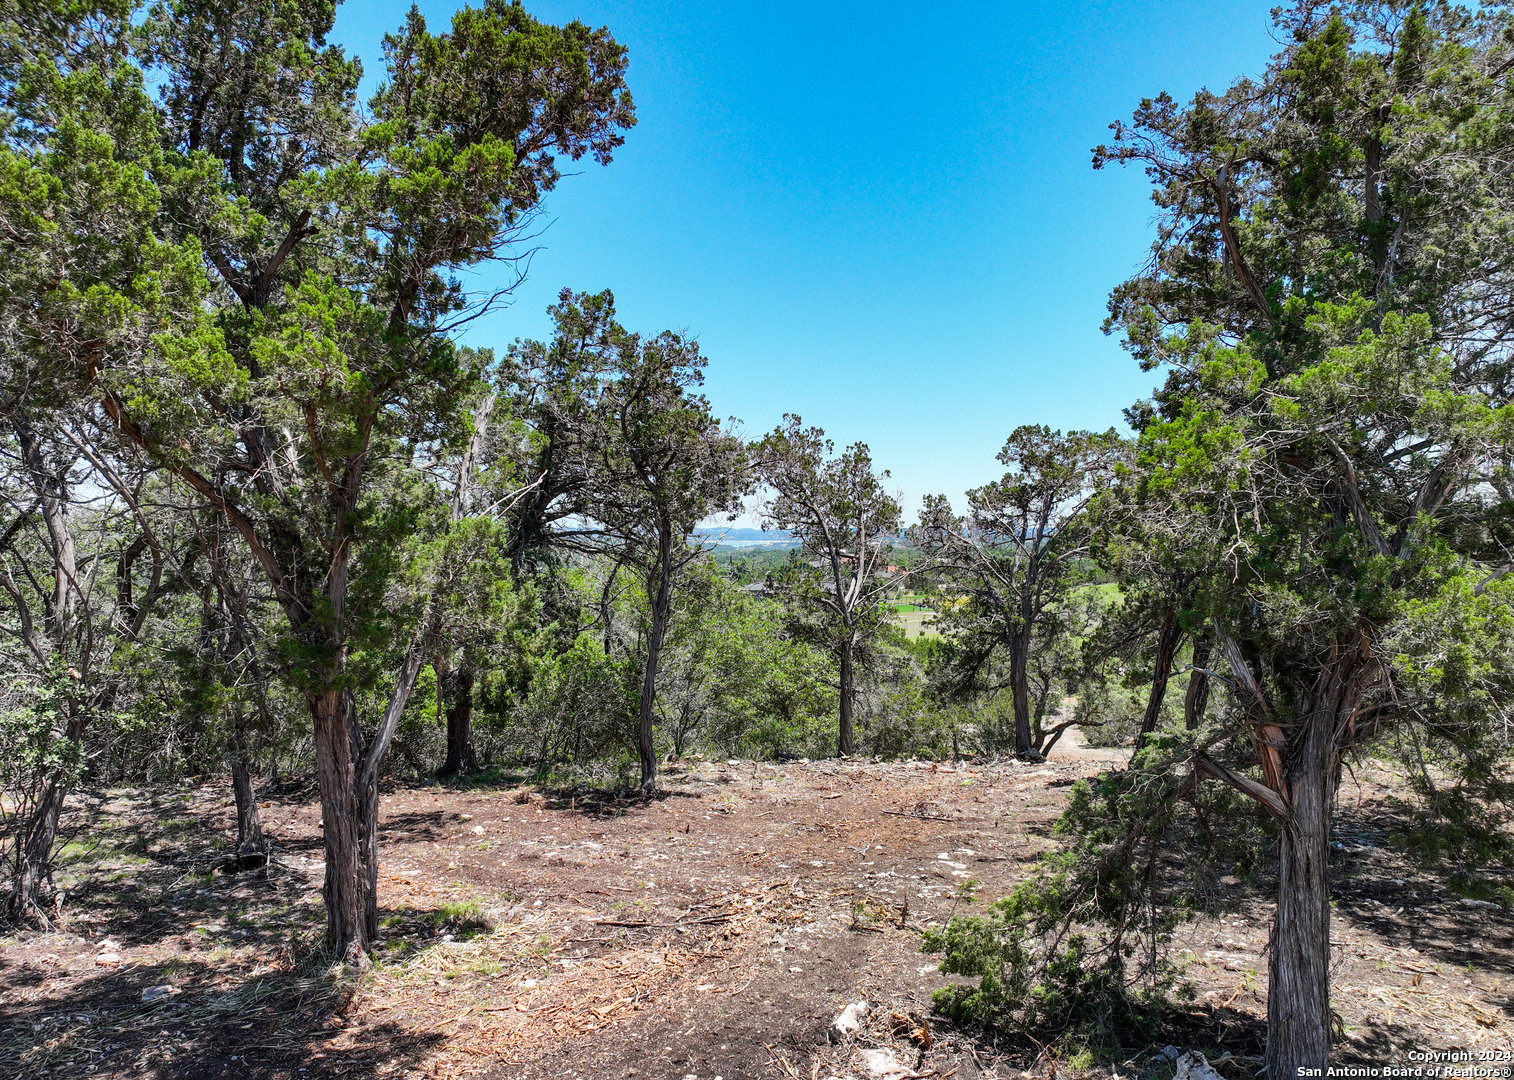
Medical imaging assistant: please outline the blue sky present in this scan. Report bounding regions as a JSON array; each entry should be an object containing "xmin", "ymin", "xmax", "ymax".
[{"xmin": 333, "ymin": 0, "xmax": 1279, "ymax": 518}]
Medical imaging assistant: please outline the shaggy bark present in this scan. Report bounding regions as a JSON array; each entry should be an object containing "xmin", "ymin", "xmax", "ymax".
[
  {"xmin": 1184, "ymin": 636, "xmax": 1212, "ymax": 730},
  {"xmin": 1266, "ymin": 672, "xmax": 1347, "ymax": 1078},
  {"xmin": 638, "ymin": 520, "xmax": 675, "ymax": 790},
  {"xmin": 1009, "ymin": 632, "xmax": 1033, "ymax": 757},
  {"xmin": 437, "ymin": 663, "xmax": 479, "ymax": 778},
  {"xmin": 1137, "ymin": 603, "xmax": 1184, "ymax": 747},
  {"xmin": 838, "ymin": 635, "xmax": 856, "ymax": 756},
  {"xmin": 310, "ymin": 689, "xmax": 367, "ymax": 962},
  {"xmin": 6, "ymin": 779, "xmax": 67, "ymax": 924},
  {"xmin": 229, "ymin": 709, "xmax": 267, "ymax": 870}
]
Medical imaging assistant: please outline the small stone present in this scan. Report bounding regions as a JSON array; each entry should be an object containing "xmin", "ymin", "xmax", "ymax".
[
  {"xmin": 859, "ymin": 1048, "xmax": 909, "ymax": 1080},
  {"xmin": 1175, "ymin": 1051, "xmax": 1224, "ymax": 1080},
  {"xmin": 1157, "ymin": 1046, "xmax": 1182, "ymax": 1062},
  {"xmin": 471, "ymin": 826, "xmax": 484, "ymax": 835},
  {"xmin": 141, "ymin": 985, "xmax": 178, "ymax": 1002},
  {"xmin": 95, "ymin": 952, "xmax": 121, "ymax": 967},
  {"xmin": 827, "ymin": 1000, "xmax": 869, "ymax": 1043}
]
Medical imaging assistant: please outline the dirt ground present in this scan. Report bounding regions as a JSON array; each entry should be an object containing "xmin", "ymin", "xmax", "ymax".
[{"xmin": 3, "ymin": 729, "xmax": 1511, "ymax": 1080}]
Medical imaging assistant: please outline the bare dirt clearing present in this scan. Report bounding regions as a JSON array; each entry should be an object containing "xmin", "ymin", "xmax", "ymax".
[{"xmin": 3, "ymin": 733, "xmax": 1510, "ymax": 1080}]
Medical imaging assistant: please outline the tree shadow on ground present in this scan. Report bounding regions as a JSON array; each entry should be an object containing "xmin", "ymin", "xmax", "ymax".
[
  {"xmin": 376, "ymin": 809, "xmax": 455, "ymax": 844},
  {"xmin": 1327, "ymin": 801, "xmax": 1514, "ymax": 979},
  {"xmin": 1159, "ymin": 1004, "xmax": 1267, "ymax": 1063},
  {"xmin": 1, "ymin": 781, "xmax": 519, "ymax": 1078},
  {"xmin": 0, "ymin": 943, "xmax": 446, "ymax": 1080},
  {"xmin": 375, "ymin": 771, "xmax": 711, "ymax": 822},
  {"xmin": 30, "ymin": 783, "xmax": 328, "ymax": 956}
]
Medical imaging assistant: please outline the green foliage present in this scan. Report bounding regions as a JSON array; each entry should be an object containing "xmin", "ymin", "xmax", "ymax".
[
  {"xmin": 923, "ymin": 873, "xmax": 1165, "ymax": 1049},
  {"xmin": 473, "ymin": 632, "xmax": 637, "ymax": 772},
  {"xmin": 758, "ymin": 418, "xmax": 906, "ymax": 754},
  {"xmin": 659, "ymin": 566, "xmax": 836, "ymax": 760},
  {"xmin": 916, "ymin": 426, "xmax": 1120, "ymax": 757},
  {"xmin": 922, "ymin": 751, "xmax": 1274, "ymax": 1048},
  {"xmin": 0, "ymin": 674, "xmax": 86, "ymax": 812},
  {"xmin": 1385, "ymin": 573, "xmax": 1514, "ymax": 865},
  {"xmin": 1075, "ymin": 9, "xmax": 1514, "ymax": 1067}
]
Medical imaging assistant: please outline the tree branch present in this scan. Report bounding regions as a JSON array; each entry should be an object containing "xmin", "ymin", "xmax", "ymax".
[{"xmin": 1194, "ymin": 752, "xmax": 1291, "ymax": 822}]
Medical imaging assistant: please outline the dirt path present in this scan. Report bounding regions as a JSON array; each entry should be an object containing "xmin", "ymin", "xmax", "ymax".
[{"xmin": 3, "ymin": 742, "xmax": 1510, "ymax": 1080}]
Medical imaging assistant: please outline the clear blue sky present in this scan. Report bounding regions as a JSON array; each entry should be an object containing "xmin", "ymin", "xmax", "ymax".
[{"xmin": 332, "ymin": 0, "xmax": 1279, "ymax": 517}]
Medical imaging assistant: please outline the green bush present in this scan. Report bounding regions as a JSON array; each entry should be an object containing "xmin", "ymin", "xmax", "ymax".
[{"xmin": 922, "ymin": 874, "xmax": 1165, "ymax": 1050}]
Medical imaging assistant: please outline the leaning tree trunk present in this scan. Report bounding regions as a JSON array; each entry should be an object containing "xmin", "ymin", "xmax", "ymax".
[
  {"xmin": 359, "ymin": 769, "xmax": 382, "ymax": 941},
  {"xmin": 1266, "ymin": 663, "xmax": 1349, "ymax": 1080},
  {"xmin": 6, "ymin": 420, "xmax": 85, "ymax": 923},
  {"xmin": 229, "ymin": 708, "xmax": 267, "ymax": 870},
  {"xmin": 638, "ymin": 527, "xmax": 675, "ymax": 792},
  {"xmin": 310, "ymin": 687, "xmax": 370, "ymax": 963},
  {"xmin": 837, "ymin": 633, "xmax": 856, "ymax": 756},
  {"xmin": 5, "ymin": 689, "xmax": 83, "ymax": 922},
  {"xmin": 6, "ymin": 774, "xmax": 67, "ymax": 924},
  {"xmin": 436, "ymin": 663, "xmax": 479, "ymax": 778},
  {"xmin": 1137, "ymin": 604, "xmax": 1183, "ymax": 748}
]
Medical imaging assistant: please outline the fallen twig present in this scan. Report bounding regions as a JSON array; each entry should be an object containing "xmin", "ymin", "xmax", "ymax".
[
  {"xmin": 883, "ymin": 810, "xmax": 962, "ymax": 822},
  {"xmin": 592, "ymin": 915, "xmax": 731, "ymax": 929}
]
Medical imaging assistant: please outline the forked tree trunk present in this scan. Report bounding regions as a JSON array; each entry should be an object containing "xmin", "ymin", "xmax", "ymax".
[
  {"xmin": 1266, "ymin": 666, "xmax": 1348, "ymax": 1080},
  {"xmin": 1137, "ymin": 604, "xmax": 1183, "ymax": 748},
  {"xmin": 5, "ymin": 421, "xmax": 84, "ymax": 923},
  {"xmin": 837, "ymin": 635, "xmax": 855, "ymax": 756},
  {"xmin": 436, "ymin": 663, "xmax": 479, "ymax": 778},
  {"xmin": 310, "ymin": 687, "xmax": 369, "ymax": 962}
]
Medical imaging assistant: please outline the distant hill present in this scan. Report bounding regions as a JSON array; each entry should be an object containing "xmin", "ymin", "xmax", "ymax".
[{"xmin": 692, "ymin": 527, "xmax": 799, "ymax": 548}]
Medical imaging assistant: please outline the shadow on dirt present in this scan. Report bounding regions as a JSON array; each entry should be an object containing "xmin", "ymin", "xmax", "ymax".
[{"xmin": 0, "ymin": 940, "xmax": 446, "ymax": 1080}]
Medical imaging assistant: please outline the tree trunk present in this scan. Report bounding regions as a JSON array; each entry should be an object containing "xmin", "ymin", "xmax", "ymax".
[
  {"xmin": 310, "ymin": 687, "xmax": 369, "ymax": 963},
  {"xmin": 229, "ymin": 709, "xmax": 267, "ymax": 870},
  {"xmin": 1009, "ymin": 634, "xmax": 1032, "ymax": 757},
  {"xmin": 1137, "ymin": 604, "xmax": 1184, "ymax": 748},
  {"xmin": 638, "ymin": 526, "xmax": 675, "ymax": 791},
  {"xmin": 436, "ymin": 663, "xmax": 478, "ymax": 778},
  {"xmin": 6, "ymin": 776, "xmax": 66, "ymax": 924},
  {"xmin": 838, "ymin": 634, "xmax": 855, "ymax": 756},
  {"xmin": 1265, "ymin": 670, "xmax": 1346, "ymax": 1080},
  {"xmin": 1184, "ymin": 636, "xmax": 1212, "ymax": 730},
  {"xmin": 359, "ymin": 770, "xmax": 381, "ymax": 942},
  {"xmin": 5, "ymin": 419, "xmax": 83, "ymax": 923}
]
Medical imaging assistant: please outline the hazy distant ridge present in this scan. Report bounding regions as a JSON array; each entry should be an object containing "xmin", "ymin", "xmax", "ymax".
[{"xmin": 692, "ymin": 527, "xmax": 798, "ymax": 546}]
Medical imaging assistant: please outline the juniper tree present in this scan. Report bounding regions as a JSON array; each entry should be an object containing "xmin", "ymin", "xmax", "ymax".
[
  {"xmin": 931, "ymin": 7, "xmax": 1514, "ymax": 1075},
  {"xmin": 916, "ymin": 425, "xmax": 1120, "ymax": 758},
  {"xmin": 758, "ymin": 419, "xmax": 904, "ymax": 757},
  {"xmin": 0, "ymin": 0, "xmax": 210, "ymax": 921},
  {"xmin": 92, "ymin": 0, "xmax": 634, "ymax": 958},
  {"xmin": 576, "ymin": 295, "xmax": 751, "ymax": 791}
]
